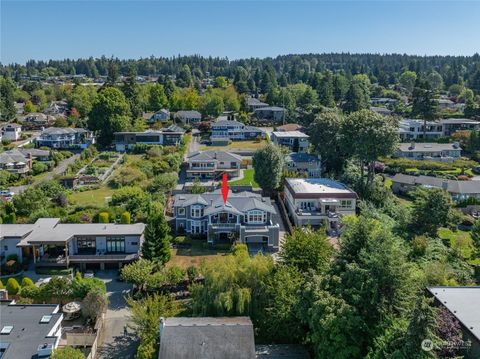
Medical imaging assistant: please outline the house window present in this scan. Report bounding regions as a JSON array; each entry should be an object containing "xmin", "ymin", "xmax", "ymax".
[
  {"xmin": 191, "ymin": 221, "xmax": 203, "ymax": 234},
  {"xmin": 76, "ymin": 236, "xmax": 96, "ymax": 255},
  {"xmin": 247, "ymin": 210, "xmax": 265, "ymax": 224},
  {"xmin": 340, "ymin": 200, "xmax": 352, "ymax": 209},
  {"xmin": 106, "ymin": 236, "xmax": 125, "ymax": 253},
  {"xmin": 3, "ymin": 246, "xmax": 7, "ymax": 251},
  {"xmin": 178, "ymin": 208, "xmax": 185, "ymax": 216},
  {"xmin": 131, "ymin": 242, "xmax": 138, "ymax": 246},
  {"xmin": 191, "ymin": 205, "xmax": 204, "ymax": 218}
]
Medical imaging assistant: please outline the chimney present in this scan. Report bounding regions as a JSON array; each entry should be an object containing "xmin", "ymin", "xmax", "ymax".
[{"xmin": 453, "ymin": 141, "xmax": 460, "ymax": 149}]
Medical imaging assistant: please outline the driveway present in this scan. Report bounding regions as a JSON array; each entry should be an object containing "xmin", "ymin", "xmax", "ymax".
[
  {"xmin": 96, "ymin": 271, "xmax": 138, "ymax": 359},
  {"xmin": 9, "ymin": 153, "xmax": 80, "ymax": 194}
]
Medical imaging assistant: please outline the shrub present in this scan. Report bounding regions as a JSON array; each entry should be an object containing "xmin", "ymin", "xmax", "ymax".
[
  {"xmin": 19, "ymin": 285, "xmax": 43, "ymax": 301},
  {"xmin": 6, "ymin": 278, "xmax": 21, "ymax": 295},
  {"xmin": 120, "ymin": 211, "xmax": 131, "ymax": 224},
  {"xmin": 50, "ymin": 346, "xmax": 86, "ymax": 359},
  {"xmin": 21, "ymin": 277, "xmax": 35, "ymax": 287},
  {"xmin": 35, "ymin": 267, "xmax": 73, "ymax": 275},
  {"xmin": 186, "ymin": 266, "xmax": 198, "ymax": 282},
  {"xmin": 72, "ymin": 277, "xmax": 107, "ymax": 298},
  {"xmin": 98, "ymin": 212, "xmax": 109, "ymax": 223},
  {"xmin": 0, "ymin": 280, "xmax": 4, "ymax": 289},
  {"xmin": 6, "ymin": 254, "xmax": 18, "ymax": 262},
  {"xmin": 81, "ymin": 288, "xmax": 107, "ymax": 321},
  {"xmin": 166, "ymin": 266, "xmax": 185, "ymax": 285}
]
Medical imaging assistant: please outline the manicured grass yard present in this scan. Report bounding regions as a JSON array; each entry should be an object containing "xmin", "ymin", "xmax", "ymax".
[
  {"xmin": 199, "ymin": 140, "xmax": 267, "ymax": 152},
  {"xmin": 68, "ymin": 186, "xmax": 116, "ymax": 207},
  {"xmin": 437, "ymin": 227, "xmax": 476, "ymax": 261},
  {"xmin": 230, "ymin": 168, "xmax": 259, "ymax": 188},
  {"xmin": 167, "ymin": 238, "xmax": 231, "ymax": 269}
]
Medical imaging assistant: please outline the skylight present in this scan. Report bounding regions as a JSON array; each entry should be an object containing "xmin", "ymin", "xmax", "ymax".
[
  {"xmin": 40, "ymin": 315, "xmax": 52, "ymax": 323},
  {"xmin": 0, "ymin": 326, "xmax": 13, "ymax": 335}
]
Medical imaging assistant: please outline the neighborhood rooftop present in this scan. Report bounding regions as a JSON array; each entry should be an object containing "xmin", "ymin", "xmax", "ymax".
[
  {"xmin": 397, "ymin": 142, "xmax": 461, "ymax": 152},
  {"xmin": 285, "ymin": 178, "xmax": 357, "ymax": 196},
  {"xmin": 271, "ymin": 131, "xmax": 309, "ymax": 138}
]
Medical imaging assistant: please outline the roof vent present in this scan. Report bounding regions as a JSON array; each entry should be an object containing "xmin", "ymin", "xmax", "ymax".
[
  {"xmin": 37, "ymin": 343, "xmax": 54, "ymax": 358},
  {"xmin": 1, "ymin": 326, "xmax": 13, "ymax": 335},
  {"xmin": 40, "ymin": 315, "xmax": 52, "ymax": 324}
]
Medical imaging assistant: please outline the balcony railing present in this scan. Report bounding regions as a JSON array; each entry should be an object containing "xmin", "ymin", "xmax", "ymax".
[
  {"xmin": 209, "ymin": 223, "xmax": 237, "ymax": 229},
  {"xmin": 69, "ymin": 253, "xmax": 138, "ymax": 263}
]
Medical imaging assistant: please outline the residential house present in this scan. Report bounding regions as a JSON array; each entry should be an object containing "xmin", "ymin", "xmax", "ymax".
[
  {"xmin": 0, "ymin": 218, "xmax": 145, "ymax": 270},
  {"xmin": 247, "ymin": 97, "xmax": 269, "ymax": 112},
  {"xmin": 0, "ymin": 302, "xmax": 63, "ymax": 359},
  {"xmin": 148, "ymin": 109, "xmax": 170, "ymax": 123},
  {"xmin": 186, "ymin": 150, "xmax": 242, "ymax": 179},
  {"xmin": 427, "ymin": 287, "xmax": 480, "ymax": 359},
  {"xmin": 398, "ymin": 119, "xmax": 444, "ymax": 141},
  {"xmin": 175, "ymin": 110, "xmax": 202, "ymax": 125},
  {"xmin": 370, "ymin": 106, "xmax": 392, "ymax": 116},
  {"xmin": 285, "ymin": 153, "xmax": 321, "ymax": 177},
  {"xmin": 370, "ymin": 97, "xmax": 398, "ymax": 106},
  {"xmin": 158, "ymin": 317, "xmax": 256, "ymax": 359},
  {"xmin": 35, "ymin": 127, "xmax": 95, "ymax": 149},
  {"xmin": 210, "ymin": 118, "xmax": 264, "ymax": 141},
  {"xmin": 276, "ymin": 123, "xmax": 305, "ymax": 133},
  {"xmin": 284, "ymin": 178, "xmax": 357, "ymax": 229},
  {"xmin": 0, "ymin": 148, "xmax": 50, "ymax": 174},
  {"xmin": 441, "ymin": 118, "xmax": 480, "ymax": 136},
  {"xmin": 44, "ymin": 101, "xmax": 68, "ymax": 116},
  {"xmin": 173, "ymin": 190, "xmax": 280, "ymax": 252},
  {"xmin": 390, "ymin": 173, "xmax": 480, "ymax": 202},
  {"xmin": 114, "ymin": 125, "xmax": 185, "ymax": 152},
  {"xmin": 395, "ymin": 142, "xmax": 462, "ymax": 161},
  {"xmin": 1, "ymin": 123, "xmax": 22, "ymax": 141},
  {"xmin": 437, "ymin": 98, "xmax": 456, "ymax": 110},
  {"xmin": 271, "ymin": 131, "xmax": 309, "ymax": 153},
  {"xmin": 21, "ymin": 113, "xmax": 55, "ymax": 130},
  {"xmin": 253, "ymin": 106, "xmax": 285, "ymax": 122}
]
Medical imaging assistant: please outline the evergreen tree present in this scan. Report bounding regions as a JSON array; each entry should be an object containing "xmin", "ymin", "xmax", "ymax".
[
  {"xmin": 411, "ymin": 79, "xmax": 439, "ymax": 138},
  {"xmin": 122, "ymin": 66, "xmax": 142, "ymax": 118},
  {"xmin": 105, "ymin": 61, "xmax": 119, "ymax": 87},
  {"xmin": 141, "ymin": 207, "xmax": 171, "ymax": 265},
  {"xmin": 317, "ymin": 71, "xmax": 335, "ymax": 107},
  {"xmin": 0, "ymin": 76, "xmax": 16, "ymax": 121},
  {"xmin": 343, "ymin": 81, "xmax": 369, "ymax": 113}
]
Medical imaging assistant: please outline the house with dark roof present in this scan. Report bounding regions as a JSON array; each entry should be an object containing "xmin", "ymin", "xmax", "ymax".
[
  {"xmin": 284, "ymin": 178, "xmax": 357, "ymax": 230},
  {"xmin": 0, "ymin": 302, "xmax": 63, "ymax": 359},
  {"xmin": 186, "ymin": 150, "xmax": 242, "ymax": 179},
  {"xmin": 20, "ymin": 113, "xmax": 56, "ymax": 130},
  {"xmin": 211, "ymin": 118, "xmax": 264, "ymax": 141},
  {"xmin": 0, "ymin": 218, "xmax": 145, "ymax": 270},
  {"xmin": 158, "ymin": 317, "xmax": 256, "ymax": 359},
  {"xmin": 271, "ymin": 131, "xmax": 309, "ymax": 153},
  {"xmin": 390, "ymin": 174, "xmax": 480, "ymax": 202},
  {"xmin": 441, "ymin": 118, "xmax": 480, "ymax": 136},
  {"xmin": 247, "ymin": 97, "xmax": 269, "ymax": 112},
  {"xmin": 173, "ymin": 190, "xmax": 280, "ymax": 251},
  {"xmin": 276, "ymin": 123, "xmax": 305, "ymax": 133},
  {"xmin": 285, "ymin": 153, "xmax": 321, "ymax": 177},
  {"xmin": 253, "ymin": 106, "xmax": 285, "ymax": 122},
  {"xmin": 175, "ymin": 110, "xmax": 202, "ymax": 125},
  {"xmin": 427, "ymin": 287, "xmax": 480, "ymax": 359},
  {"xmin": 114, "ymin": 125, "xmax": 185, "ymax": 152},
  {"xmin": 35, "ymin": 127, "xmax": 95, "ymax": 149},
  {"xmin": 148, "ymin": 109, "xmax": 170, "ymax": 123},
  {"xmin": 395, "ymin": 142, "xmax": 462, "ymax": 161}
]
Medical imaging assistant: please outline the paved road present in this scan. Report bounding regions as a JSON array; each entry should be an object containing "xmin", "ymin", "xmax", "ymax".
[
  {"xmin": 9, "ymin": 153, "xmax": 80, "ymax": 194},
  {"xmin": 96, "ymin": 271, "xmax": 138, "ymax": 359}
]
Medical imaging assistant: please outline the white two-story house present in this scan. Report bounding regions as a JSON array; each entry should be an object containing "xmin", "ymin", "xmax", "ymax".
[
  {"xmin": 271, "ymin": 131, "xmax": 310, "ymax": 153},
  {"xmin": 186, "ymin": 150, "xmax": 242, "ymax": 179},
  {"xmin": 210, "ymin": 118, "xmax": 264, "ymax": 141},
  {"xmin": 284, "ymin": 178, "xmax": 357, "ymax": 230}
]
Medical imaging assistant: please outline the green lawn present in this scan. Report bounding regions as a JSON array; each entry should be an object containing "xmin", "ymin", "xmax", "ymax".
[
  {"xmin": 230, "ymin": 168, "xmax": 259, "ymax": 188},
  {"xmin": 199, "ymin": 140, "xmax": 267, "ymax": 152},
  {"xmin": 168, "ymin": 238, "xmax": 230, "ymax": 269},
  {"xmin": 68, "ymin": 186, "xmax": 115, "ymax": 207},
  {"xmin": 437, "ymin": 227, "xmax": 475, "ymax": 260}
]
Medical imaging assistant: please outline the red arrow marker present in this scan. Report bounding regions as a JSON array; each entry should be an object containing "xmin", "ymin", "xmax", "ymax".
[{"xmin": 221, "ymin": 173, "xmax": 229, "ymax": 204}]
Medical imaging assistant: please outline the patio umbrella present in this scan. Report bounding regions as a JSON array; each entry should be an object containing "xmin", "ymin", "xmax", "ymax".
[{"xmin": 63, "ymin": 301, "xmax": 82, "ymax": 315}]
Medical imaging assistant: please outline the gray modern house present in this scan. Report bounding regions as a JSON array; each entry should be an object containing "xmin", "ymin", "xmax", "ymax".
[
  {"xmin": 211, "ymin": 117, "xmax": 264, "ymax": 141},
  {"xmin": 271, "ymin": 131, "xmax": 310, "ymax": 153},
  {"xmin": 285, "ymin": 153, "xmax": 322, "ymax": 177},
  {"xmin": 186, "ymin": 150, "xmax": 242, "ymax": 179},
  {"xmin": 173, "ymin": 190, "xmax": 280, "ymax": 252},
  {"xmin": 114, "ymin": 125, "xmax": 185, "ymax": 152},
  {"xmin": 35, "ymin": 127, "xmax": 95, "ymax": 149},
  {"xmin": 395, "ymin": 142, "xmax": 462, "ymax": 161},
  {"xmin": 0, "ymin": 218, "xmax": 145, "ymax": 270}
]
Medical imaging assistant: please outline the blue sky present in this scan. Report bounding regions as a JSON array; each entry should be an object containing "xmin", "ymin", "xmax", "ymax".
[{"xmin": 1, "ymin": 0, "xmax": 479, "ymax": 64}]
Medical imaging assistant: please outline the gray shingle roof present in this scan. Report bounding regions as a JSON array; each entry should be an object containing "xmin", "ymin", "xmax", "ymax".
[
  {"xmin": 391, "ymin": 174, "xmax": 480, "ymax": 194},
  {"xmin": 175, "ymin": 110, "xmax": 202, "ymax": 119},
  {"xmin": 213, "ymin": 119, "xmax": 245, "ymax": 127},
  {"xmin": 285, "ymin": 153, "xmax": 319, "ymax": 163},
  {"xmin": 188, "ymin": 150, "xmax": 242, "ymax": 162},
  {"xmin": 173, "ymin": 190, "xmax": 276, "ymax": 214},
  {"xmin": 158, "ymin": 317, "xmax": 255, "ymax": 359}
]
